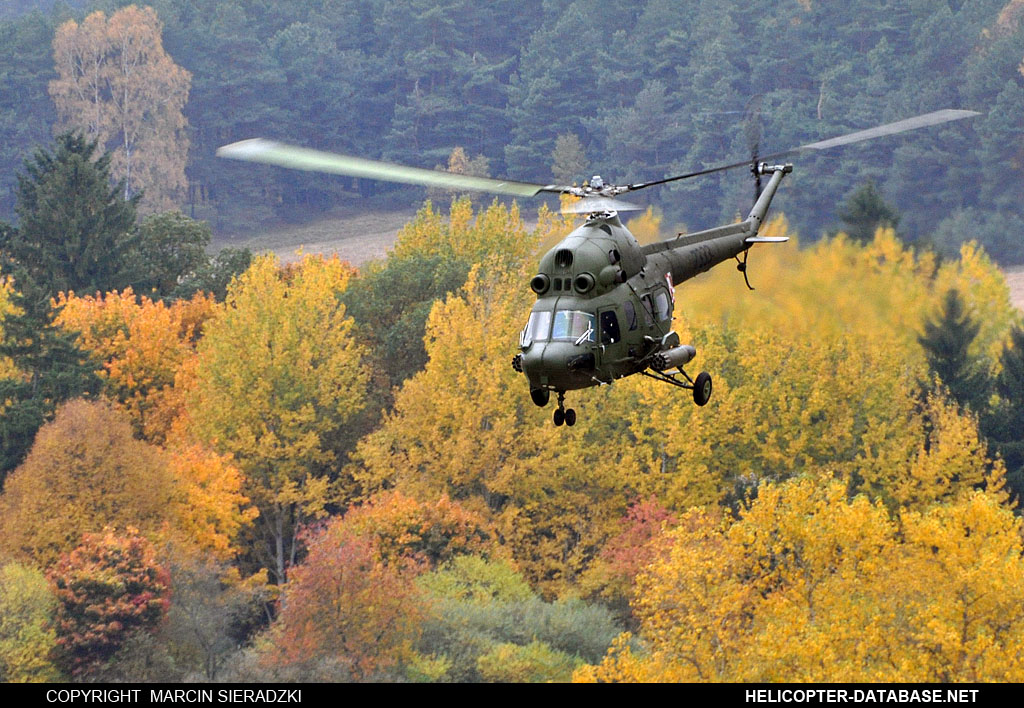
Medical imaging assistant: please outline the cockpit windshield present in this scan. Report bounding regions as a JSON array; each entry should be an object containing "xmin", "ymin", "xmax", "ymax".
[
  {"xmin": 521, "ymin": 309, "xmax": 596, "ymax": 346},
  {"xmin": 521, "ymin": 310, "xmax": 552, "ymax": 347},
  {"xmin": 552, "ymin": 310, "xmax": 595, "ymax": 343}
]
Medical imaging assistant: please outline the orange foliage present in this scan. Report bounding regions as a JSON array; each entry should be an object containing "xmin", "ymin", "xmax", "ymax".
[
  {"xmin": 54, "ymin": 288, "xmax": 217, "ymax": 443},
  {"xmin": 340, "ymin": 490, "xmax": 501, "ymax": 568},
  {"xmin": 166, "ymin": 442, "xmax": 259, "ymax": 561},
  {"xmin": 0, "ymin": 399, "xmax": 176, "ymax": 568},
  {"xmin": 268, "ymin": 521, "xmax": 422, "ymax": 680}
]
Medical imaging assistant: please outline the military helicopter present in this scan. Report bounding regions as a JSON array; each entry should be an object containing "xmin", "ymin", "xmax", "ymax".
[{"xmin": 218, "ymin": 108, "xmax": 978, "ymax": 426}]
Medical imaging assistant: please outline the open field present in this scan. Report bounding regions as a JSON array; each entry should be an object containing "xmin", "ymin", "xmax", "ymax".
[
  {"xmin": 1003, "ymin": 267, "xmax": 1024, "ymax": 314},
  {"xmin": 211, "ymin": 208, "xmax": 419, "ymax": 267}
]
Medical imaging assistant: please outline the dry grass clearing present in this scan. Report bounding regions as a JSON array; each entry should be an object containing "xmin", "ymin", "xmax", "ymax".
[
  {"xmin": 211, "ymin": 208, "xmax": 419, "ymax": 267},
  {"xmin": 1003, "ymin": 266, "xmax": 1024, "ymax": 313}
]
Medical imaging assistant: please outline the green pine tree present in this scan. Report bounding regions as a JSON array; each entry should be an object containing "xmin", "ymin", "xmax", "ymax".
[
  {"xmin": 918, "ymin": 288, "xmax": 991, "ymax": 414},
  {"xmin": 0, "ymin": 133, "xmax": 133, "ymax": 482},
  {"xmin": 6, "ymin": 132, "xmax": 140, "ymax": 299},
  {"xmin": 837, "ymin": 179, "xmax": 900, "ymax": 244},
  {"xmin": 984, "ymin": 325, "xmax": 1024, "ymax": 501}
]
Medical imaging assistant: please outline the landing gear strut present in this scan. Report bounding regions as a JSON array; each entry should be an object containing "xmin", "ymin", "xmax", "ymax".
[
  {"xmin": 641, "ymin": 367, "xmax": 713, "ymax": 406},
  {"xmin": 552, "ymin": 391, "xmax": 576, "ymax": 427}
]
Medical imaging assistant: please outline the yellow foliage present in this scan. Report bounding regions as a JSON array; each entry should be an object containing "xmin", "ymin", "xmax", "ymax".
[
  {"xmin": 187, "ymin": 254, "xmax": 371, "ymax": 582},
  {"xmin": 0, "ymin": 398, "xmax": 254, "ymax": 566},
  {"xmin": 625, "ymin": 207, "xmax": 664, "ymax": 246},
  {"xmin": 50, "ymin": 6, "xmax": 191, "ymax": 212},
  {"xmin": 353, "ymin": 215, "xmax": 1013, "ymax": 594},
  {"xmin": 476, "ymin": 640, "xmax": 582, "ymax": 683},
  {"xmin": 390, "ymin": 198, "xmax": 538, "ymax": 272},
  {"xmin": 0, "ymin": 561, "xmax": 60, "ymax": 682},
  {"xmin": 0, "ymin": 273, "xmax": 16, "ymax": 379},
  {"xmin": 165, "ymin": 441, "xmax": 259, "ymax": 562},
  {"xmin": 0, "ymin": 399, "xmax": 177, "ymax": 568},
  {"xmin": 352, "ymin": 266, "xmax": 632, "ymax": 595},
  {"xmin": 578, "ymin": 477, "xmax": 1024, "ymax": 682},
  {"xmin": 678, "ymin": 224, "xmax": 1017, "ymax": 371}
]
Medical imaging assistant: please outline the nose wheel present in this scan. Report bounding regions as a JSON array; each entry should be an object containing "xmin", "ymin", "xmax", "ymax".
[{"xmin": 552, "ymin": 391, "xmax": 576, "ymax": 427}]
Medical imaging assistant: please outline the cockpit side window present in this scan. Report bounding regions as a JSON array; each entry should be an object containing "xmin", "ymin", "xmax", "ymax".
[
  {"xmin": 655, "ymin": 290, "xmax": 671, "ymax": 321},
  {"xmin": 551, "ymin": 310, "xmax": 595, "ymax": 342},
  {"xmin": 600, "ymin": 310, "xmax": 621, "ymax": 344},
  {"xmin": 641, "ymin": 295, "xmax": 655, "ymax": 326},
  {"xmin": 623, "ymin": 300, "xmax": 638, "ymax": 331}
]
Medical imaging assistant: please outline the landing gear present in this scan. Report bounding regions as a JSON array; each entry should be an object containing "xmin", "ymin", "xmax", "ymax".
[
  {"xmin": 552, "ymin": 391, "xmax": 576, "ymax": 427},
  {"xmin": 641, "ymin": 366, "xmax": 713, "ymax": 406},
  {"xmin": 693, "ymin": 371, "xmax": 712, "ymax": 406}
]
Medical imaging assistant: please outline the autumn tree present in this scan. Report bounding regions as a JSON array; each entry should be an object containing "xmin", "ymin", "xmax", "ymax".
[
  {"xmin": 54, "ymin": 287, "xmax": 217, "ymax": 443},
  {"xmin": 186, "ymin": 254, "xmax": 372, "ymax": 584},
  {"xmin": 426, "ymin": 146, "xmax": 491, "ymax": 204},
  {"xmin": 354, "ymin": 219, "xmax": 1015, "ymax": 593},
  {"xmin": 575, "ymin": 478, "xmax": 1024, "ymax": 683},
  {"xmin": 262, "ymin": 522, "xmax": 423, "ymax": 681},
  {"xmin": 578, "ymin": 498, "xmax": 680, "ymax": 623},
  {"xmin": 0, "ymin": 561, "xmax": 60, "ymax": 682},
  {"xmin": 49, "ymin": 527, "xmax": 169, "ymax": 679},
  {"xmin": 352, "ymin": 266, "xmax": 634, "ymax": 594},
  {"xmin": 339, "ymin": 490, "xmax": 500, "ymax": 568},
  {"xmin": 50, "ymin": 5, "xmax": 191, "ymax": 212},
  {"xmin": 0, "ymin": 399, "xmax": 176, "ymax": 568},
  {"xmin": 343, "ymin": 198, "xmax": 550, "ymax": 391}
]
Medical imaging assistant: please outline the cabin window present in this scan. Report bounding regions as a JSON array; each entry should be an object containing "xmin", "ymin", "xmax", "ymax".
[
  {"xmin": 623, "ymin": 300, "xmax": 638, "ymax": 331},
  {"xmin": 600, "ymin": 310, "xmax": 621, "ymax": 344},
  {"xmin": 655, "ymin": 291, "xmax": 671, "ymax": 321},
  {"xmin": 551, "ymin": 310, "xmax": 595, "ymax": 343}
]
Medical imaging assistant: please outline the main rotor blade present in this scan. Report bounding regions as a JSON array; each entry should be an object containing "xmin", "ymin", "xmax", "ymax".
[
  {"xmin": 217, "ymin": 138, "xmax": 558, "ymax": 198},
  {"xmin": 625, "ymin": 108, "xmax": 981, "ymax": 192}
]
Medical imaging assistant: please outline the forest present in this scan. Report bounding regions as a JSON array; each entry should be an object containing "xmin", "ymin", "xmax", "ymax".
[
  {"xmin": 1, "ymin": 0, "xmax": 1023, "ymax": 258},
  {"xmin": 1, "ymin": 0, "xmax": 1024, "ymax": 685}
]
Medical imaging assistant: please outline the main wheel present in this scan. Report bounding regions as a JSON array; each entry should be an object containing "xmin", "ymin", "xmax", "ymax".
[
  {"xmin": 693, "ymin": 371, "xmax": 712, "ymax": 406},
  {"xmin": 553, "ymin": 409, "xmax": 565, "ymax": 426},
  {"xmin": 565, "ymin": 408, "xmax": 577, "ymax": 426}
]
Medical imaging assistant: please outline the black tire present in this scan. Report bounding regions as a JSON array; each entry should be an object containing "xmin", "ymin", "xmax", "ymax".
[
  {"xmin": 565, "ymin": 409, "xmax": 576, "ymax": 426},
  {"xmin": 530, "ymin": 388, "xmax": 550, "ymax": 407},
  {"xmin": 553, "ymin": 409, "xmax": 565, "ymax": 426},
  {"xmin": 693, "ymin": 371, "xmax": 712, "ymax": 406}
]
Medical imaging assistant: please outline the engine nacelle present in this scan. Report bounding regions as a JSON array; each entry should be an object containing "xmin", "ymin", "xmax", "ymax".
[{"xmin": 652, "ymin": 344, "xmax": 696, "ymax": 371}]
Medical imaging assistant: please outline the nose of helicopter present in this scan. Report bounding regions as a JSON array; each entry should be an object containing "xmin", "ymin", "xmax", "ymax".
[{"xmin": 520, "ymin": 341, "xmax": 596, "ymax": 391}]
